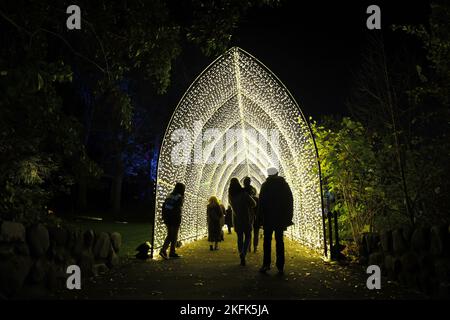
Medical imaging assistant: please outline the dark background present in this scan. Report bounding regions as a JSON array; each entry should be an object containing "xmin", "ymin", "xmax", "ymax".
[
  {"xmin": 160, "ymin": 0, "xmax": 430, "ymax": 119},
  {"xmin": 103, "ymin": 0, "xmax": 433, "ymax": 219},
  {"xmin": 3, "ymin": 0, "xmax": 430, "ymax": 220}
]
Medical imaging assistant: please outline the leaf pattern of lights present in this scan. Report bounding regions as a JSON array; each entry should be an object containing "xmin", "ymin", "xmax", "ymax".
[{"xmin": 153, "ymin": 47, "xmax": 325, "ymax": 254}]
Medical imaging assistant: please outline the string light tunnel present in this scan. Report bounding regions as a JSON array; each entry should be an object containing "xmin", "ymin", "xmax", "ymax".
[{"xmin": 152, "ymin": 47, "xmax": 326, "ymax": 257}]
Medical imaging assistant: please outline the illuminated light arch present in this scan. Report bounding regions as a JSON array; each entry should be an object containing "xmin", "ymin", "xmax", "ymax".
[{"xmin": 152, "ymin": 47, "xmax": 326, "ymax": 256}]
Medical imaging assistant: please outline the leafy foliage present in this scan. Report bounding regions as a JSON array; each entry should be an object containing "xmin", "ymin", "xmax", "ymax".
[
  {"xmin": 0, "ymin": 56, "xmax": 98, "ymax": 222},
  {"xmin": 0, "ymin": 0, "xmax": 274, "ymax": 221},
  {"xmin": 312, "ymin": 117, "xmax": 389, "ymax": 241},
  {"xmin": 393, "ymin": 1, "xmax": 450, "ymax": 107},
  {"xmin": 313, "ymin": 2, "xmax": 450, "ymax": 242}
]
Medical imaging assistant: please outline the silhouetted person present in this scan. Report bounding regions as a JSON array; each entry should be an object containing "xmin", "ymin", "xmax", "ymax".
[
  {"xmin": 219, "ymin": 203, "xmax": 226, "ymax": 240},
  {"xmin": 243, "ymin": 176, "xmax": 257, "ymax": 197},
  {"xmin": 251, "ymin": 195, "xmax": 260, "ymax": 252},
  {"xmin": 228, "ymin": 178, "xmax": 256, "ymax": 266},
  {"xmin": 159, "ymin": 182, "xmax": 185, "ymax": 259},
  {"xmin": 224, "ymin": 205, "xmax": 233, "ymax": 234},
  {"xmin": 258, "ymin": 168, "xmax": 293, "ymax": 275},
  {"xmin": 207, "ymin": 196, "xmax": 223, "ymax": 250},
  {"xmin": 243, "ymin": 176, "xmax": 259, "ymax": 252}
]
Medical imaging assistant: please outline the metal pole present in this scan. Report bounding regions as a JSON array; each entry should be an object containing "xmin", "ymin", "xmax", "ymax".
[
  {"xmin": 318, "ymin": 177, "xmax": 327, "ymax": 258},
  {"xmin": 327, "ymin": 211, "xmax": 334, "ymax": 260},
  {"xmin": 150, "ymin": 165, "xmax": 157, "ymax": 259}
]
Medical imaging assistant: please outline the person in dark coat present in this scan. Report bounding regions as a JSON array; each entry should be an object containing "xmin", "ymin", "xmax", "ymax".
[
  {"xmin": 219, "ymin": 203, "xmax": 226, "ymax": 240},
  {"xmin": 243, "ymin": 176, "xmax": 257, "ymax": 197},
  {"xmin": 258, "ymin": 168, "xmax": 293, "ymax": 274},
  {"xmin": 228, "ymin": 178, "xmax": 256, "ymax": 266},
  {"xmin": 159, "ymin": 182, "xmax": 185, "ymax": 259},
  {"xmin": 243, "ymin": 176, "xmax": 259, "ymax": 253},
  {"xmin": 207, "ymin": 196, "xmax": 223, "ymax": 250},
  {"xmin": 224, "ymin": 205, "xmax": 233, "ymax": 234}
]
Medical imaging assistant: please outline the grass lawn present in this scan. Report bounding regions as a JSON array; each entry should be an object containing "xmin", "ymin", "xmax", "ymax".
[{"xmin": 65, "ymin": 219, "xmax": 153, "ymax": 258}]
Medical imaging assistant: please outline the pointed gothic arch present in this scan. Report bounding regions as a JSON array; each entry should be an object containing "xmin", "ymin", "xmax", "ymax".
[{"xmin": 152, "ymin": 47, "xmax": 326, "ymax": 256}]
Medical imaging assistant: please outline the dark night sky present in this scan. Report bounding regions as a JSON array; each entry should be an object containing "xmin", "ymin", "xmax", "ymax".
[
  {"xmin": 236, "ymin": 0, "xmax": 432, "ymax": 117},
  {"xmin": 158, "ymin": 0, "xmax": 431, "ymax": 121}
]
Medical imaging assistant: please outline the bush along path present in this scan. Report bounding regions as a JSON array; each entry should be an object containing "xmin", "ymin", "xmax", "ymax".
[{"xmin": 59, "ymin": 232, "xmax": 425, "ymax": 300}]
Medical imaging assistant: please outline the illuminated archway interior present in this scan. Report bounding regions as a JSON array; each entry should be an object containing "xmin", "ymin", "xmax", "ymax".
[{"xmin": 153, "ymin": 47, "xmax": 324, "ymax": 254}]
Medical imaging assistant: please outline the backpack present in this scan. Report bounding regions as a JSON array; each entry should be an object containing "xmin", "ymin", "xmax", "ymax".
[
  {"xmin": 135, "ymin": 241, "xmax": 151, "ymax": 260},
  {"xmin": 161, "ymin": 197, "xmax": 172, "ymax": 224},
  {"xmin": 162, "ymin": 193, "xmax": 180, "ymax": 224}
]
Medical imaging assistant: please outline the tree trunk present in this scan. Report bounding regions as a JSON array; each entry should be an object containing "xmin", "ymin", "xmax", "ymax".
[
  {"xmin": 342, "ymin": 183, "xmax": 357, "ymax": 242},
  {"xmin": 380, "ymin": 41, "xmax": 414, "ymax": 226},
  {"xmin": 111, "ymin": 155, "xmax": 124, "ymax": 220}
]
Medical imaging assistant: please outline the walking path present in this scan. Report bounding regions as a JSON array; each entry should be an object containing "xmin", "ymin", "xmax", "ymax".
[{"xmin": 61, "ymin": 231, "xmax": 425, "ymax": 300}]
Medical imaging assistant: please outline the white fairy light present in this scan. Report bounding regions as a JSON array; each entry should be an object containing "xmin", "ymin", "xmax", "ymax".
[{"xmin": 153, "ymin": 47, "xmax": 325, "ymax": 255}]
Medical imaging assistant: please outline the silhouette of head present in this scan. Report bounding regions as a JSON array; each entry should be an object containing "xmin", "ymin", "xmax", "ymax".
[
  {"xmin": 267, "ymin": 167, "xmax": 278, "ymax": 176},
  {"xmin": 243, "ymin": 176, "xmax": 251, "ymax": 187},
  {"xmin": 228, "ymin": 178, "xmax": 242, "ymax": 197},
  {"xmin": 173, "ymin": 182, "xmax": 185, "ymax": 195},
  {"xmin": 208, "ymin": 196, "xmax": 219, "ymax": 206}
]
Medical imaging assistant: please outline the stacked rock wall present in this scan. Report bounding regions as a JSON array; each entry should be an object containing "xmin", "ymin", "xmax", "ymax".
[
  {"xmin": 0, "ymin": 221, "xmax": 122, "ymax": 299},
  {"xmin": 359, "ymin": 224, "xmax": 450, "ymax": 297}
]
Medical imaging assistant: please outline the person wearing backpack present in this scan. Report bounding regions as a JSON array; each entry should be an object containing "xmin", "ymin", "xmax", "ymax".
[{"xmin": 159, "ymin": 182, "xmax": 185, "ymax": 259}]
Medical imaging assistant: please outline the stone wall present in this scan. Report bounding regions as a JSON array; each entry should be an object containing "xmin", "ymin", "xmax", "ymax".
[
  {"xmin": 359, "ymin": 224, "xmax": 450, "ymax": 297},
  {"xmin": 0, "ymin": 221, "xmax": 122, "ymax": 299}
]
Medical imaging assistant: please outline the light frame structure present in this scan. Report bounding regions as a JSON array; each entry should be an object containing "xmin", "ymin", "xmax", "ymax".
[{"xmin": 151, "ymin": 47, "xmax": 327, "ymax": 257}]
